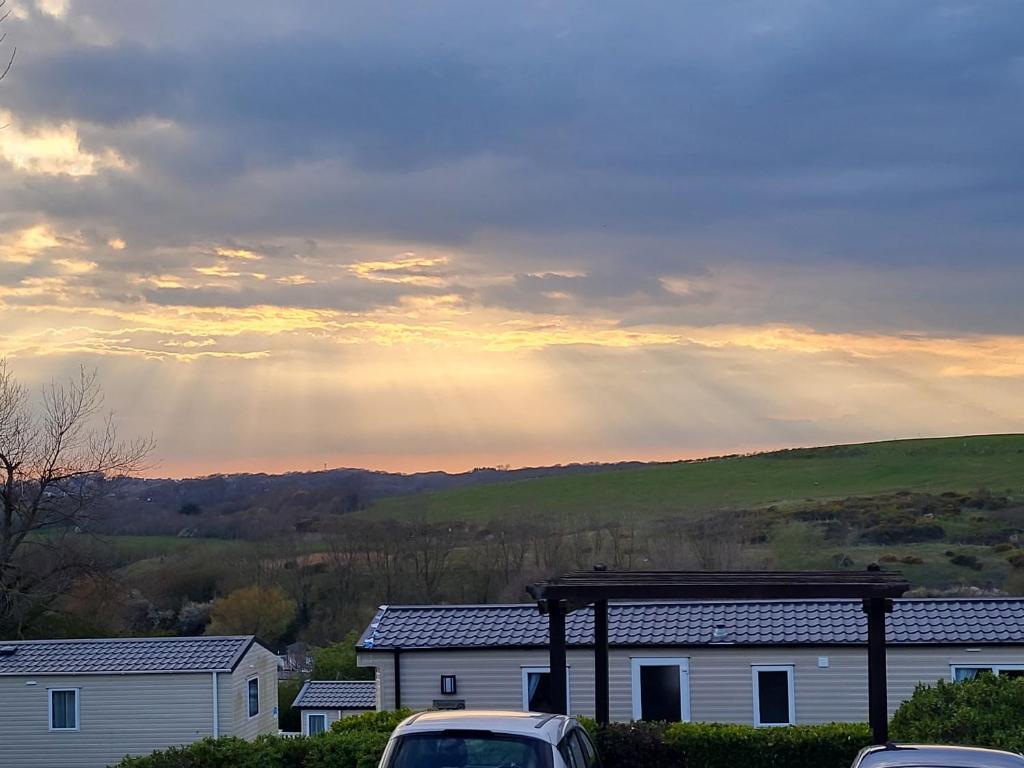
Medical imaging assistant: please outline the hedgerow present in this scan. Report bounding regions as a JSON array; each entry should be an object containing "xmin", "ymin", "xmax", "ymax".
[{"xmin": 890, "ymin": 673, "xmax": 1024, "ymax": 753}]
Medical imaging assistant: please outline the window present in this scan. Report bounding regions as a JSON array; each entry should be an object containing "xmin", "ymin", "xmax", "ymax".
[
  {"xmin": 630, "ymin": 658, "xmax": 690, "ymax": 722},
  {"xmin": 49, "ymin": 688, "xmax": 79, "ymax": 731},
  {"xmin": 307, "ymin": 713, "xmax": 327, "ymax": 735},
  {"xmin": 952, "ymin": 664, "xmax": 1024, "ymax": 681},
  {"xmin": 558, "ymin": 731, "xmax": 586, "ymax": 768},
  {"xmin": 752, "ymin": 665, "xmax": 795, "ymax": 726},
  {"xmin": 521, "ymin": 666, "xmax": 571, "ymax": 713},
  {"xmin": 247, "ymin": 677, "xmax": 259, "ymax": 718},
  {"xmin": 573, "ymin": 728, "xmax": 600, "ymax": 768},
  {"xmin": 386, "ymin": 732, "xmax": 554, "ymax": 768}
]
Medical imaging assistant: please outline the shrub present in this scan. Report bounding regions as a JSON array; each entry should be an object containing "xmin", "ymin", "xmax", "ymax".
[
  {"xmin": 330, "ymin": 708, "xmax": 414, "ymax": 733},
  {"xmin": 594, "ymin": 721, "xmax": 676, "ymax": 768},
  {"xmin": 891, "ymin": 675, "xmax": 1024, "ymax": 753},
  {"xmin": 861, "ymin": 521, "xmax": 945, "ymax": 544},
  {"xmin": 1006, "ymin": 552, "xmax": 1024, "ymax": 569},
  {"xmin": 950, "ymin": 553, "xmax": 983, "ymax": 571},
  {"xmin": 114, "ymin": 730, "xmax": 389, "ymax": 768},
  {"xmin": 665, "ymin": 722, "xmax": 871, "ymax": 768}
]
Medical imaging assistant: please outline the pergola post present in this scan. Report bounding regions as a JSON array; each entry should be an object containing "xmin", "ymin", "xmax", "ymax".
[
  {"xmin": 594, "ymin": 599, "xmax": 610, "ymax": 725},
  {"xmin": 547, "ymin": 598, "xmax": 568, "ymax": 715},
  {"xmin": 864, "ymin": 596, "xmax": 893, "ymax": 744}
]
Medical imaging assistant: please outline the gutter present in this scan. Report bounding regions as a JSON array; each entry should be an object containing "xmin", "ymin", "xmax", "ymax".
[{"xmin": 212, "ymin": 672, "xmax": 220, "ymax": 738}]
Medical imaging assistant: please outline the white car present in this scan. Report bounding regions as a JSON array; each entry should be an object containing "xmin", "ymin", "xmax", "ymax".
[
  {"xmin": 377, "ymin": 710, "xmax": 601, "ymax": 768},
  {"xmin": 852, "ymin": 744, "xmax": 1024, "ymax": 767}
]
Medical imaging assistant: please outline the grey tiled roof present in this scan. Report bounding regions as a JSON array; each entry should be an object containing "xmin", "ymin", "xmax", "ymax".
[
  {"xmin": 0, "ymin": 635, "xmax": 254, "ymax": 675},
  {"xmin": 293, "ymin": 681, "xmax": 377, "ymax": 710},
  {"xmin": 357, "ymin": 599, "xmax": 1024, "ymax": 650}
]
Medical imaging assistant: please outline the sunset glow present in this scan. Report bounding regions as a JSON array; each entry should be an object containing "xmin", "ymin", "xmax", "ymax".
[{"xmin": 1, "ymin": 1, "xmax": 1022, "ymax": 477}]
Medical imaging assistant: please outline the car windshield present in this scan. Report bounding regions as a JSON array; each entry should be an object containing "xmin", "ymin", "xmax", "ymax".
[{"xmin": 386, "ymin": 731, "xmax": 554, "ymax": 768}]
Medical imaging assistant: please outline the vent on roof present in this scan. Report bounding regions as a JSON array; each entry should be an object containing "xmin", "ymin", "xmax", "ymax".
[
  {"xmin": 0, "ymin": 646, "xmax": 18, "ymax": 657},
  {"xmin": 710, "ymin": 626, "xmax": 730, "ymax": 643}
]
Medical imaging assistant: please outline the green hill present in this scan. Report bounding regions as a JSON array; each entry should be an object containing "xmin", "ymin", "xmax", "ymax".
[{"xmin": 366, "ymin": 434, "xmax": 1024, "ymax": 523}]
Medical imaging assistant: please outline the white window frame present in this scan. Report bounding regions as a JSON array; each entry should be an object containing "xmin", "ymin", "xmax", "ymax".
[
  {"xmin": 48, "ymin": 688, "xmax": 80, "ymax": 732},
  {"xmin": 951, "ymin": 664, "xmax": 1024, "ymax": 681},
  {"xmin": 752, "ymin": 665, "xmax": 796, "ymax": 727},
  {"xmin": 305, "ymin": 712, "xmax": 328, "ymax": 736},
  {"xmin": 246, "ymin": 676, "xmax": 260, "ymax": 719},
  {"xmin": 521, "ymin": 666, "xmax": 571, "ymax": 713},
  {"xmin": 630, "ymin": 657, "xmax": 691, "ymax": 722}
]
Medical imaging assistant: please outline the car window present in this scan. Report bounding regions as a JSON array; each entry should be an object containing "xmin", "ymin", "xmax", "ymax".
[
  {"xmin": 572, "ymin": 729, "xmax": 599, "ymax": 768},
  {"xmin": 557, "ymin": 733, "xmax": 585, "ymax": 768},
  {"xmin": 388, "ymin": 731, "xmax": 554, "ymax": 768}
]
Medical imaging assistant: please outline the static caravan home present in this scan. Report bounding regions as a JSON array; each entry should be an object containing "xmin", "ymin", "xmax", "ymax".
[
  {"xmin": 355, "ymin": 598, "xmax": 1024, "ymax": 725},
  {"xmin": 0, "ymin": 635, "xmax": 278, "ymax": 768},
  {"xmin": 292, "ymin": 680, "xmax": 377, "ymax": 734}
]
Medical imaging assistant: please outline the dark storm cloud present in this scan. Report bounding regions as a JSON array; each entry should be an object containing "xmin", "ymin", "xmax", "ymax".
[{"xmin": 3, "ymin": 0, "xmax": 1024, "ymax": 331}]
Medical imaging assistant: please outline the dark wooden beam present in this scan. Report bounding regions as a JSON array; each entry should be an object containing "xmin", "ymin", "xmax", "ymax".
[
  {"xmin": 594, "ymin": 598, "xmax": 610, "ymax": 725},
  {"xmin": 547, "ymin": 598, "xmax": 568, "ymax": 715},
  {"xmin": 527, "ymin": 570, "xmax": 909, "ymax": 603},
  {"xmin": 864, "ymin": 597, "xmax": 892, "ymax": 743}
]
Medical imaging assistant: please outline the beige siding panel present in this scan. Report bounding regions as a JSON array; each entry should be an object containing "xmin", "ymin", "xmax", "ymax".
[
  {"xmin": 0, "ymin": 672, "xmax": 215, "ymax": 768},
  {"xmin": 359, "ymin": 645, "xmax": 1024, "ymax": 725},
  {"xmin": 228, "ymin": 644, "xmax": 279, "ymax": 740}
]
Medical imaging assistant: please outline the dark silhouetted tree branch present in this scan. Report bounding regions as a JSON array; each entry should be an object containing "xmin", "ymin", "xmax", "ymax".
[{"xmin": 0, "ymin": 361, "xmax": 154, "ymax": 636}]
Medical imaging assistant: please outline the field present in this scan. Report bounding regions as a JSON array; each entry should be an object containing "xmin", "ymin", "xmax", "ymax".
[{"xmin": 365, "ymin": 434, "xmax": 1024, "ymax": 523}]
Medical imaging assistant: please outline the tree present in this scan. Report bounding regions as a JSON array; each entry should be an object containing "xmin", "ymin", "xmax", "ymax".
[
  {"xmin": 0, "ymin": 0, "xmax": 15, "ymax": 83},
  {"xmin": 178, "ymin": 501, "xmax": 201, "ymax": 516},
  {"xmin": 206, "ymin": 584, "xmax": 296, "ymax": 646},
  {"xmin": 0, "ymin": 362, "xmax": 152, "ymax": 636},
  {"xmin": 311, "ymin": 629, "xmax": 374, "ymax": 681}
]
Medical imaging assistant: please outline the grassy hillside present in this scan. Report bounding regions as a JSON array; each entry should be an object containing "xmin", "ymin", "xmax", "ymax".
[{"xmin": 366, "ymin": 434, "xmax": 1024, "ymax": 523}]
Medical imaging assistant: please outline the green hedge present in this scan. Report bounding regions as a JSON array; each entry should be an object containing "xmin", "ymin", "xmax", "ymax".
[
  {"xmin": 890, "ymin": 674, "xmax": 1024, "ymax": 753},
  {"xmin": 589, "ymin": 721, "xmax": 871, "ymax": 768},
  {"xmin": 115, "ymin": 718, "xmax": 873, "ymax": 768},
  {"xmin": 666, "ymin": 722, "xmax": 872, "ymax": 768},
  {"xmin": 114, "ymin": 731, "xmax": 389, "ymax": 768}
]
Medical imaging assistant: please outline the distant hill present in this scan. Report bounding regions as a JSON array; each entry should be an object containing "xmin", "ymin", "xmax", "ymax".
[
  {"xmin": 98, "ymin": 458, "xmax": 657, "ymax": 536},
  {"xmin": 364, "ymin": 434, "xmax": 1024, "ymax": 523}
]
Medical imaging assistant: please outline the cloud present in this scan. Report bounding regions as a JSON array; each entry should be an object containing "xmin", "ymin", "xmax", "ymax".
[
  {"xmin": 0, "ymin": 110, "xmax": 130, "ymax": 176},
  {"xmin": 0, "ymin": 1, "xmax": 1023, "ymax": 473}
]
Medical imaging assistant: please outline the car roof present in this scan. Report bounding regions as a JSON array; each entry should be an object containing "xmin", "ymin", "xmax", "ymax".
[
  {"xmin": 392, "ymin": 710, "xmax": 574, "ymax": 743},
  {"xmin": 857, "ymin": 744, "xmax": 1024, "ymax": 767}
]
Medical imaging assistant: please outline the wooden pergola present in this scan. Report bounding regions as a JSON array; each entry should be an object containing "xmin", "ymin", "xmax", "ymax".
[{"xmin": 526, "ymin": 568, "xmax": 909, "ymax": 744}]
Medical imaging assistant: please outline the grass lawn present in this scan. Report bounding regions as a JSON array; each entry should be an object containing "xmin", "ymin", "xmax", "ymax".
[{"xmin": 365, "ymin": 434, "xmax": 1024, "ymax": 524}]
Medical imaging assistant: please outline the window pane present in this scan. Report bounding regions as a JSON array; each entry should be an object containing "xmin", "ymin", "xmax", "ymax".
[
  {"xmin": 639, "ymin": 665, "xmax": 682, "ymax": 722},
  {"xmin": 527, "ymin": 671, "xmax": 552, "ymax": 713},
  {"xmin": 954, "ymin": 667, "xmax": 992, "ymax": 682},
  {"xmin": 757, "ymin": 671, "xmax": 790, "ymax": 724},
  {"xmin": 388, "ymin": 733, "xmax": 553, "ymax": 768},
  {"xmin": 1001, "ymin": 669, "xmax": 1024, "ymax": 678},
  {"xmin": 51, "ymin": 690, "xmax": 76, "ymax": 729},
  {"xmin": 248, "ymin": 678, "xmax": 259, "ymax": 716},
  {"xmin": 309, "ymin": 714, "xmax": 326, "ymax": 735}
]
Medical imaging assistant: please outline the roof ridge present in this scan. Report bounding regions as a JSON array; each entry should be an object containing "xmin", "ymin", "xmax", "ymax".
[
  {"xmin": 379, "ymin": 597, "xmax": 1024, "ymax": 611},
  {"xmin": 0, "ymin": 635, "xmax": 253, "ymax": 646}
]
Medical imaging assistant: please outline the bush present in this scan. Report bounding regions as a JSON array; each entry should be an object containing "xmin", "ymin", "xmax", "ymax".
[
  {"xmin": 950, "ymin": 553, "xmax": 983, "ymax": 571},
  {"xmin": 330, "ymin": 709, "xmax": 415, "ymax": 733},
  {"xmin": 114, "ymin": 730, "xmax": 390, "ymax": 768},
  {"xmin": 891, "ymin": 674, "xmax": 1024, "ymax": 753},
  {"xmin": 665, "ymin": 722, "xmax": 871, "ymax": 768},
  {"xmin": 594, "ymin": 722, "xmax": 676, "ymax": 768}
]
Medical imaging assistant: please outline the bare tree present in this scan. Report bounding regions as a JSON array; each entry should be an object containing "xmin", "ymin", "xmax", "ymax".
[
  {"xmin": 0, "ymin": 361, "xmax": 153, "ymax": 636},
  {"xmin": 405, "ymin": 518, "xmax": 456, "ymax": 603},
  {"xmin": 686, "ymin": 512, "xmax": 747, "ymax": 571},
  {"xmin": 0, "ymin": 0, "xmax": 15, "ymax": 83}
]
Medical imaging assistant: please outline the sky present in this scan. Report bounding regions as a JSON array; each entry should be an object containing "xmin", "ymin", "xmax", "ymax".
[{"xmin": 1, "ymin": 1, "xmax": 1023, "ymax": 477}]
